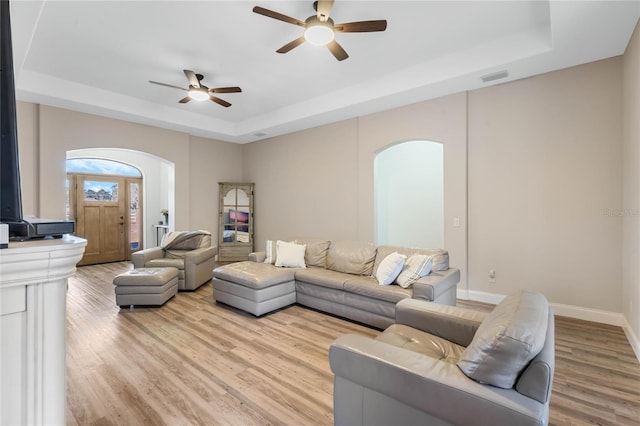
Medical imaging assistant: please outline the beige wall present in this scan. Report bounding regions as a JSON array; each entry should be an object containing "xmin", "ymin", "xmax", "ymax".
[
  {"xmin": 623, "ymin": 20, "xmax": 640, "ymax": 340},
  {"xmin": 242, "ymin": 119, "xmax": 360, "ymax": 246},
  {"xmin": 16, "ymin": 103, "xmax": 243, "ymax": 238},
  {"xmin": 190, "ymin": 136, "xmax": 244, "ymax": 234},
  {"xmin": 468, "ymin": 57, "xmax": 624, "ymax": 312}
]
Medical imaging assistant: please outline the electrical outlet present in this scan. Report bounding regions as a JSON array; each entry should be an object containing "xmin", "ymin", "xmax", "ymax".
[{"xmin": 488, "ymin": 269, "xmax": 496, "ymax": 283}]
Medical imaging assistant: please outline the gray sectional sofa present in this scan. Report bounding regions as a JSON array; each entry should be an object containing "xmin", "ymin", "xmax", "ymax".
[{"xmin": 212, "ymin": 238, "xmax": 460, "ymax": 329}]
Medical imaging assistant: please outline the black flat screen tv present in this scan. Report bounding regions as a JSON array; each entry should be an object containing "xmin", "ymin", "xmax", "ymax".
[{"xmin": 0, "ymin": 0, "xmax": 24, "ymax": 228}]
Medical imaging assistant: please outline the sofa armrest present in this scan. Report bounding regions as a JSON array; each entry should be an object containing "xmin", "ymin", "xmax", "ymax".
[
  {"xmin": 412, "ymin": 268, "xmax": 460, "ymax": 303},
  {"xmin": 329, "ymin": 335, "xmax": 547, "ymax": 426},
  {"xmin": 131, "ymin": 247, "xmax": 164, "ymax": 268},
  {"xmin": 184, "ymin": 246, "xmax": 217, "ymax": 266},
  {"xmin": 396, "ymin": 299, "xmax": 486, "ymax": 347},
  {"xmin": 248, "ymin": 251, "xmax": 266, "ymax": 263}
]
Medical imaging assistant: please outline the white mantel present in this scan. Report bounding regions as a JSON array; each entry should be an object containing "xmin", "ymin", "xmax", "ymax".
[{"xmin": 0, "ymin": 235, "xmax": 86, "ymax": 425}]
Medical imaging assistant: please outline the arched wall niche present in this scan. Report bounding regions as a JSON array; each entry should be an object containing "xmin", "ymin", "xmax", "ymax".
[{"xmin": 374, "ymin": 140, "xmax": 444, "ymax": 248}]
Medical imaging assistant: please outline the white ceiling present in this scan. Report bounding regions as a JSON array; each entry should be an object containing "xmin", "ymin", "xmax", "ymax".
[{"xmin": 9, "ymin": 0, "xmax": 640, "ymax": 144}]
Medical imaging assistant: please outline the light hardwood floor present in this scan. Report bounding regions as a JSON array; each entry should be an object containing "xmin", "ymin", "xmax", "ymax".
[{"xmin": 66, "ymin": 262, "xmax": 640, "ymax": 426}]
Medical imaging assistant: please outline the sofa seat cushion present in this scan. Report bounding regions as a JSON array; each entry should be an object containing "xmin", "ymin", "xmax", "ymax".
[
  {"xmin": 458, "ymin": 291, "xmax": 549, "ymax": 389},
  {"xmin": 213, "ymin": 261, "xmax": 297, "ymax": 289},
  {"xmin": 377, "ymin": 324, "xmax": 465, "ymax": 365},
  {"xmin": 343, "ymin": 276, "xmax": 411, "ymax": 304},
  {"xmin": 113, "ymin": 267, "xmax": 179, "ymax": 287},
  {"xmin": 294, "ymin": 267, "xmax": 350, "ymax": 290},
  {"xmin": 146, "ymin": 258, "xmax": 185, "ymax": 270},
  {"xmin": 326, "ymin": 240, "xmax": 377, "ymax": 276}
]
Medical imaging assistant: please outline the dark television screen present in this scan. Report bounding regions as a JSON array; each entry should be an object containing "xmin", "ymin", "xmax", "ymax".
[{"xmin": 1, "ymin": 0, "xmax": 24, "ymax": 224}]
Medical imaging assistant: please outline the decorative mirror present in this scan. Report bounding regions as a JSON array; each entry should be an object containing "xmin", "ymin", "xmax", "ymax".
[{"xmin": 218, "ymin": 182, "xmax": 254, "ymax": 261}]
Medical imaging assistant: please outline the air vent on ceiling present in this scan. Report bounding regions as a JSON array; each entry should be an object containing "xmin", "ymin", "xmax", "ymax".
[
  {"xmin": 254, "ymin": 132, "xmax": 267, "ymax": 137},
  {"xmin": 481, "ymin": 70, "xmax": 509, "ymax": 83}
]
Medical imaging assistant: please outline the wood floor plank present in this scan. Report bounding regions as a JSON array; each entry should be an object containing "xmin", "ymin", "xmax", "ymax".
[{"xmin": 65, "ymin": 262, "xmax": 640, "ymax": 426}]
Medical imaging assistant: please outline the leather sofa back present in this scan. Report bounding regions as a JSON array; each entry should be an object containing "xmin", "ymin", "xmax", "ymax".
[
  {"xmin": 374, "ymin": 246, "xmax": 450, "ymax": 275},
  {"xmin": 292, "ymin": 237, "xmax": 331, "ymax": 268},
  {"xmin": 326, "ymin": 240, "xmax": 377, "ymax": 276}
]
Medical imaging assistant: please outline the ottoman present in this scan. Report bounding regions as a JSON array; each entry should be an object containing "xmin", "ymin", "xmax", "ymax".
[
  {"xmin": 113, "ymin": 267, "xmax": 179, "ymax": 307},
  {"xmin": 213, "ymin": 261, "xmax": 297, "ymax": 316}
]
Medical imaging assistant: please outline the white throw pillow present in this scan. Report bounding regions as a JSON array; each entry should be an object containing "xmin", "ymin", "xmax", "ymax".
[
  {"xmin": 396, "ymin": 254, "xmax": 433, "ymax": 288},
  {"xmin": 375, "ymin": 252, "xmax": 406, "ymax": 286},
  {"xmin": 264, "ymin": 240, "xmax": 277, "ymax": 264},
  {"xmin": 274, "ymin": 240, "xmax": 307, "ymax": 268}
]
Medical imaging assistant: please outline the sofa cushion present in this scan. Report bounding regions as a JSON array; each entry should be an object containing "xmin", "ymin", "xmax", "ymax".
[
  {"xmin": 146, "ymin": 258, "xmax": 185, "ymax": 270},
  {"xmin": 293, "ymin": 238, "xmax": 331, "ymax": 268},
  {"xmin": 396, "ymin": 254, "xmax": 433, "ymax": 288},
  {"xmin": 457, "ymin": 291, "xmax": 549, "ymax": 389},
  {"xmin": 275, "ymin": 240, "xmax": 307, "ymax": 268},
  {"xmin": 374, "ymin": 246, "xmax": 449, "ymax": 274},
  {"xmin": 294, "ymin": 267, "xmax": 349, "ymax": 290},
  {"xmin": 326, "ymin": 240, "xmax": 377, "ymax": 276},
  {"xmin": 213, "ymin": 261, "xmax": 296, "ymax": 289},
  {"xmin": 377, "ymin": 324, "xmax": 465, "ymax": 365},
  {"xmin": 344, "ymin": 276, "xmax": 411, "ymax": 304},
  {"xmin": 375, "ymin": 252, "xmax": 406, "ymax": 285}
]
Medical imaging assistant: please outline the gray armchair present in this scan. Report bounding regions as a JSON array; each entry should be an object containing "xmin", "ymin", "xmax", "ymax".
[
  {"xmin": 132, "ymin": 230, "xmax": 217, "ymax": 291},
  {"xmin": 329, "ymin": 291, "xmax": 555, "ymax": 426}
]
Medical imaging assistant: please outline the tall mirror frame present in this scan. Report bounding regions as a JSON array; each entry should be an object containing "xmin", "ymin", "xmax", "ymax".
[{"xmin": 218, "ymin": 182, "xmax": 254, "ymax": 261}]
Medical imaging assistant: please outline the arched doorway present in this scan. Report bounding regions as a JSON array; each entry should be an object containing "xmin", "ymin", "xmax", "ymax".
[
  {"xmin": 67, "ymin": 148, "xmax": 175, "ymax": 254},
  {"xmin": 66, "ymin": 158, "xmax": 143, "ymax": 265},
  {"xmin": 375, "ymin": 140, "xmax": 444, "ymax": 248}
]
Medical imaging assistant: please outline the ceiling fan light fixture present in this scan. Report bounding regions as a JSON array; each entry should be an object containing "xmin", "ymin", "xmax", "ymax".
[
  {"xmin": 304, "ymin": 22, "xmax": 334, "ymax": 45},
  {"xmin": 188, "ymin": 88, "xmax": 209, "ymax": 101}
]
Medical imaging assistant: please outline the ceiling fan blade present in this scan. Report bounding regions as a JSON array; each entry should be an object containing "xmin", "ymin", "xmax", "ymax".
[
  {"xmin": 316, "ymin": 0, "xmax": 334, "ymax": 22},
  {"xmin": 178, "ymin": 96, "xmax": 191, "ymax": 104},
  {"xmin": 252, "ymin": 6, "xmax": 306, "ymax": 27},
  {"xmin": 149, "ymin": 81, "xmax": 187, "ymax": 91},
  {"xmin": 209, "ymin": 87, "xmax": 242, "ymax": 94},
  {"xmin": 210, "ymin": 96, "xmax": 231, "ymax": 108},
  {"xmin": 335, "ymin": 20, "xmax": 388, "ymax": 33},
  {"xmin": 277, "ymin": 36, "xmax": 306, "ymax": 54},
  {"xmin": 327, "ymin": 40, "xmax": 349, "ymax": 61},
  {"xmin": 183, "ymin": 70, "xmax": 200, "ymax": 88}
]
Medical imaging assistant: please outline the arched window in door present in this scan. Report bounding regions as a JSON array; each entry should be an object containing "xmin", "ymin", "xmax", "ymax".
[{"xmin": 375, "ymin": 140, "xmax": 444, "ymax": 248}]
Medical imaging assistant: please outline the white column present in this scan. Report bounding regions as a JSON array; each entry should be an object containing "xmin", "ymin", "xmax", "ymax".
[{"xmin": 0, "ymin": 236, "xmax": 86, "ymax": 425}]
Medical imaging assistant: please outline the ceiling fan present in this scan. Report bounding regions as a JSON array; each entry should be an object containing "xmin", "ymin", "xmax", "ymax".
[
  {"xmin": 149, "ymin": 70, "xmax": 241, "ymax": 107},
  {"xmin": 253, "ymin": 0, "xmax": 387, "ymax": 61}
]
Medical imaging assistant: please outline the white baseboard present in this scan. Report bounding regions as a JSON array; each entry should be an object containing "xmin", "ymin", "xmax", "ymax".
[
  {"xmin": 622, "ymin": 319, "xmax": 640, "ymax": 362},
  {"xmin": 549, "ymin": 302, "xmax": 626, "ymax": 326},
  {"xmin": 457, "ymin": 288, "xmax": 640, "ymax": 363}
]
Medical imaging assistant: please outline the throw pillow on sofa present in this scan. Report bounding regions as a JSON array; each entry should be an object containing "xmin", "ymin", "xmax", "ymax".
[
  {"xmin": 375, "ymin": 252, "xmax": 406, "ymax": 285},
  {"xmin": 264, "ymin": 240, "xmax": 277, "ymax": 264},
  {"xmin": 457, "ymin": 291, "xmax": 549, "ymax": 389},
  {"xmin": 396, "ymin": 254, "xmax": 433, "ymax": 288},
  {"xmin": 274, "ymin": 240, "xmax": 307, "ymax": 268}
]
